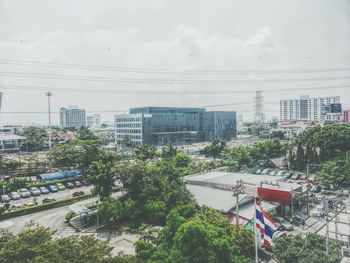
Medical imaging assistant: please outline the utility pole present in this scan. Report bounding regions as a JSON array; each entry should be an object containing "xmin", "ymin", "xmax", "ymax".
[
  {"xmin": 96, "ymin": 195, "xmax": 100, "ymax": 231},
  {"xmin": 306, "ymin": 163, "xmax": 323, "ymax": 215},
  {"xmin": 46, "ymin": 92, "xmax": 53, "ymax": 170},
  {"xmin": 232, "ymin": 180, "xmax": 245, "ymax": 224}
]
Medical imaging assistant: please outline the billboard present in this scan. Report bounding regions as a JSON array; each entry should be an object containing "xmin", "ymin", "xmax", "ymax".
[{"xmin": 330, "ymin": 103, "xmax": 342, "ymax": 113}]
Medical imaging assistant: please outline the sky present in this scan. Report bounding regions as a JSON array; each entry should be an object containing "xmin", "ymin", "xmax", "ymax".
[{"xmin": 0, "ymin": 0, "xmax": 350, "ymax": 125}]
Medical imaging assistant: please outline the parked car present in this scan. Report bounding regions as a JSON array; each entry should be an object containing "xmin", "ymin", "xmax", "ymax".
[
  {"xmin": 19, "ymin": 188, "xmax": 31, "ymax": 198},
  {"xmin": 56, "ymin": 183, "xmax": 66, "ymax": 191},
  {"xmin": 42, "ymin": 197, "xmax": 56, "ymax": 204},
  {"xmin": 337, "ymin": 190, "xmax": 349, "ymax": 198},
  {"xmin": 311, "ymin": 205, "xmax": 326, "ymax": 217},
  {"xmin": 277, "ymin": 171, "xmax": 286, "ymax": 176},
  {"xmin": 273, "ymin": 217, "xmax": 294, "ymax": 231},
  {"xmin": 9, "ymin": 191, "xmax": 21, "ymax": 200},
  {"xmin": 47, "ymin": 185, "xmax": 59, "ymax": 192},
  {"xmin": 311, "ymin": 185, "xmax": 322, "ymax": 193},
  {"xmin": 30, "ymin": 187, "xmax": 41, "ymax": 196},
  {"xmin": 291, "ymin": 173, "xmax": 301, "ymax": 180},
  {"xmin": 72, "ymin": 191, "xmax": 85, "ymax": 197},
  {"xmin": 261, "ymin": 169, "xmax": 270, "ymax": 175},
  {"xmin": 39, "ymin": 186, "xmax": 50, "ymax": 194},
  {"xmin": 255, "ymin": 169, "xmax": 263, "ymax": 175},
  {"xmin": 24, "ymin": 202, "xmax": 36, "ymax": 208},
  {"xmin": 74, "ymin": 181, "xmax": 83, "ymax": 187},
  {"xmin": 66, "ymin": 182, "xmax": 75, "ymax": 189},
  {"xmin": 1, "ymin": 194, "xmax": 11, "ymax": 203},
  {"xmin": 10, "ymin": 203, "xmax": 23, "ymax": 210}
]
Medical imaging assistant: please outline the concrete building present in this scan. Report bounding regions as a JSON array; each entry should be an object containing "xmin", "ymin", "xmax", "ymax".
[
  {"xmin": 115, "ymin": 107, "xmax": 236, "ymax": 146},
  {"xmin": 280, "ymin": 95, "xmax": 341, "ymax": 123},
  {"xmin": 0, "ymin": 134, "xmax": 26, "ymax": 152},
  {"xmin": 343, "ymin": 109, "xmax": 350, "ymax": 123},
  {"xmin": 59, "ymin": 106, "xmax": 86, "ymax": 129},
  {"xmin": 87, "ymin": 114, "xmax": 101, "ymax": 128}
]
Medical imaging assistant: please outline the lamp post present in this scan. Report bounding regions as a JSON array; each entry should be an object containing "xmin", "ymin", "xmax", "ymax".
[
  {"xmin": 45, "ymin": 92, "xmax": 52, "ymax": 170},
  {"xmin": 96, "ymin": 195, "xmax": 100, "ymax": 231}
]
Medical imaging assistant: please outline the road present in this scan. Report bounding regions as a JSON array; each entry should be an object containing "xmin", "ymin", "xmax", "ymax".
[
  {"xmin": 0, "ymin": 204, "xmax": 71, "ymax": 235},
  {"xmin": 0, "ymin": 192, "xmax": 122, "ymax": 236},
  {"xmin": 8, "ymin": 186, "xmax": 93, "ymax": 206}
]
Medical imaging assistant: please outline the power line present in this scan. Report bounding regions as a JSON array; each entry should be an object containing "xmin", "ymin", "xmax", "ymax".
[
  {"xmin": 2, "ymin": 70, "xmax": 350, "ymax": 84},
  {"xmin": 1, "ymin": 84, "xmax": 349, "ymax": 95},
  {"xmin": 1, "ymin": 58, "xmax": 350, "ymax": 75}
]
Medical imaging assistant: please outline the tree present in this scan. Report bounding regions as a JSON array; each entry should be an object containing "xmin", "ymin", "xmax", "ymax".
[
  {"xmin": 316, "ymin": 160, "xmax": 349, "ymax": 189},
  {"xmin": 51, "ymin": 140, "xmax": 102, "ymax": 173},
  {"xmin": 201, "ymin": 139, "xmax": 226, "ymax": 160},
  {"xmin": 134, "ymin": 144, "xmax": 157, "ymax": 162},
  {"xmin": 0, "ymin": 226, "xmax": 138, "ymax": 263},
  {"xmin": 87, "ymin": 152, "xmax": 121, "ymax": 199},
  {"xmin": 174, "ymin": 152, "xmax": 191, "ymax": 168},
  {"xmin": 135, "ymin": 208, "xmax": 252, "ymax": 263},
  {"xmin": 161, "ymin": 145, "xmax": 179, "ymax": 161},
  {"xmin": 21, "ymin": 126, "xmax": 47, "ymax": 152},
  {"xmin": 122, "ymin": 135, "xmax": 136, "ymax": 148},
  {"xmin": 77, "ymin": 126, "xmax": 100, "ymax": 141},
  {"xmin": 273, "ymin": 233, "xmax": 341, "ymax": 263}
]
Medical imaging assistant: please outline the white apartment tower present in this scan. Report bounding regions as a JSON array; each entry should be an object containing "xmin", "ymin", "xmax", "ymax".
[
  {"xmin": 280, "ymin": 95, "xmax": 341, "ymax": 123},
  {"xmin": 87, "ymin": 114, "xmax": 101, "ymax": 128},
  {"xmin": 60, "ymin": 106, "xmax": 86, "ymax": 129}
]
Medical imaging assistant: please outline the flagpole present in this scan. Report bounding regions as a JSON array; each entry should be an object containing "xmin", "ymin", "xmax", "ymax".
[{"xmin": 254, "ymin": 196, "xmax": 259, "ymax": 263}]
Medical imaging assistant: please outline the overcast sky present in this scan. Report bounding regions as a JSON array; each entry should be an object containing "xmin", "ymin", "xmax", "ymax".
[{"xmin": 0, "ymin": 0, "xmax": 349, "ymax": 125}]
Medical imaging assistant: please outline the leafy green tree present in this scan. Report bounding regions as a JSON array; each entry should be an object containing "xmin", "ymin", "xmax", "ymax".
[
  {"xmin": 135, "ymin": 208, "xmax": 252, "ymax": 263},
  {"xmin": 51, "ymin": 140, "xmax": 102, "ymax": 173},
  {"xmin": 134, "ymin": 144, "xmax": 157, "ymax": 162},
  {"xmin": 161, "ymin": 145, "xmax": 179, "ymax": 160},
  {"xmin": 312, "ymin": 124, "xmax": 350, "ymax": 162},
  {"xmin": 77, "ymin": 126, "xmax": 100, "ymax": 141},
  {"xmin": 87, "ymin": 152, "xmax": 121, "ymax": 199},
  {"xmin": 315, "ymin": 160, "xmax": 350, "ymax": 189},
  {"xmin": 21, "ymin": 126, "xmax": 47, "ymax": 152},
  {"xmin": 274, "ymin": 233, "xmax": 341, "ymax": 263},
  {"xmin": 201, "ymin": 139, "xmax": 226, "ymax": 160},
  {"xmin": 0, "ymin": 226, "xmax": 137, "ymax": 263},
  {"xmin": 174, "ymin": 152, "xmax": 191, "ymax": 168},
  {"xmin": 122, "ymin": 135, "xmax": 136, "ymax": 148}
]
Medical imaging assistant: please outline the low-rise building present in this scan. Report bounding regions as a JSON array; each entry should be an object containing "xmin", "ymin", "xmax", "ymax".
[{"xmin": 0, "ymin": 134, "xmax": 26, "ymax": 152}]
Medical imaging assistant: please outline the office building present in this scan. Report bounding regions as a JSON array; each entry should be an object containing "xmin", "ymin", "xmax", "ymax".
[
  {"xmin": 59, "ymin": 106, "xmax": 86, "ymax": 129},
  {"xmin": 343, "ymin": 109, "xmax": 350, "ymax": 123},
  {"xmin": 115, "ymin": 106, "xmax": 236, "ymax": 146},
  {"xmin": 87, "ymin": 114, "xmax": 101, "ymax": 128},
  {"xmin": 280, "ymin": 95, "xmax": 341, "ymax": 123}
]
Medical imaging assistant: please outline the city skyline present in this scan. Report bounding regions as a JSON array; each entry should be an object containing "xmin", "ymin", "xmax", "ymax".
[{"xmin": 0, "ymin": 0, "xmax": 350, "ymax": 124}]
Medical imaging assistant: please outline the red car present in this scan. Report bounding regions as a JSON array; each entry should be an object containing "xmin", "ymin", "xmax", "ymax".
[
  {"xmin": 72, "ymin": 191, "xmax": 85, "ymax": 197},
  {"xmin": 74, "ymin": 181, "xmax": 83, "ymax": 187}
]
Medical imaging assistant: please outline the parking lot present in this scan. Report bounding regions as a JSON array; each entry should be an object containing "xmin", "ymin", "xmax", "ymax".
[{"xmin": 2, "ymin": 185, "xmax": 93, "ymax": 208}]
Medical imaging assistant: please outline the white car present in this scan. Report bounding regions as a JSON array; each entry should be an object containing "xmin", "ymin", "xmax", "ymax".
[
  {"xmin": 9, "ymin": 191, "xmax": 21, "ymax": 200},
  {"xmin": 19, "ymin": 188, "xmax": 31, "ymax": 198},
  {"xmin": 311, "ymin": 205, "xmax": 326, "ymax": 217}
]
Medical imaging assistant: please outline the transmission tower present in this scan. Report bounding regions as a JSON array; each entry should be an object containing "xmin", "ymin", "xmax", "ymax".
[{"xmin": 254, "ymin": 90, "xmax": 264, "ymax": 124}]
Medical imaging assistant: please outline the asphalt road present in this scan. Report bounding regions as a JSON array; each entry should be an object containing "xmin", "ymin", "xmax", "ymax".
[
  {"xmin": 0, "ymin": 204, "xmax": 71, "ymax": 235},
  {"xmin": 8, "ymin": 186, "xmax": 93, "ymax": 206}
]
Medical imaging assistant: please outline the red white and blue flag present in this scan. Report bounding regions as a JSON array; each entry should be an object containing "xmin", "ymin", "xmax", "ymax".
[{"xmin": 255, "ymin": 199, "xmax": 278, "ymax": 248}]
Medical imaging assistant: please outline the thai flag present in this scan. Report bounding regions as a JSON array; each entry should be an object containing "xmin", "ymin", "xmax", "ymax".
[{"xmin": 255, "ymin": 199, "xmax": 278, "ymax": 248}]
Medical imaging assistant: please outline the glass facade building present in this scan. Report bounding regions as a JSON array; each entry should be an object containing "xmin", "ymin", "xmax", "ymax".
[{"xmin": 115, "ymin": 107, "xmax": 236, "ymax": 146}]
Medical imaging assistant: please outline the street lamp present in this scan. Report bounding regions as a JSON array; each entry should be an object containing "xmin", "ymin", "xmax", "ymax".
[{"xmin": 45, "ymin": 92, "xmax": 53, "ymax": 150}]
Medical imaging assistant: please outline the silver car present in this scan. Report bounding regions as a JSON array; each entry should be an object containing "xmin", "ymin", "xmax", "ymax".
[
  {"xmin": 30, "ymin": 187, "xmax": 41, "ymax": 196},
  {"xmin": 9, "ymin": 191, "xmax": 21, "ymax": 200},
  {"xmin": 311, "ymin": 205, "xmax": 326, "ymax": 217},
  {"xmin": 19, "ymin": 188, "xmax": 31, "ymax": 198}
]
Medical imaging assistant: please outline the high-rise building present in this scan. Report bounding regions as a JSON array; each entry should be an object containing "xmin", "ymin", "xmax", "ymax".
[
  {"xmin": 280, "ymin": 95, "xmax": 341, "ymax": 123},
  {"xmin": 115, "ymin": 107, "xmax": 236, "ymax": 146},
  {"xmin": 87, "ymin": 114, "xmax": 101, "ymax": 128},
  {"xmin": 343, "ymin": 109, "xmax": 350, "ymax": 123},
  {"xmin": 59, "ymin": 106, "xmax": 86, "ymax": 129}
]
